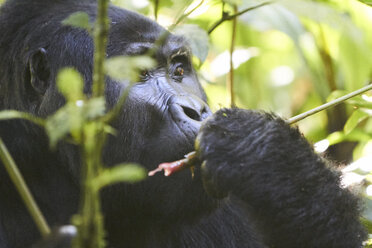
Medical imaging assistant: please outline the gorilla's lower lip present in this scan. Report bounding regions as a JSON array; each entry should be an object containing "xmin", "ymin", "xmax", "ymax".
[{"xmin": 169, "ymin": 104, "xmax": 201, "ymax": 141}]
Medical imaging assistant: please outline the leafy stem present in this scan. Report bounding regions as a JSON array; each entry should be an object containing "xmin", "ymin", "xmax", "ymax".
[{"xmin": 74, "ymin": 0, "xmax": 109, "ymax": 247}]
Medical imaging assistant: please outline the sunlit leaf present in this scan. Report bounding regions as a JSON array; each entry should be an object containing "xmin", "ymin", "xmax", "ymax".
[
  {"xmin": 326, "ymin": 90, "xmax": 347, "ymax": 102},
  {"xmin": 174, "ymin": 24, "xmax": 209, "ymax": 63},
  {"xmin": 357, "ymin": 0, "xmax": 372, "ymax": 6},
  {"xmin": 45, "ymin": 97, "xmax": 106, "ymax": 148},
  {"xmin": 105, "ymin": 55, "xmax": 156, "ymax": 81},
  {"xmin": 326, "ymin": 129, "xmax": 372, "ymax": 146},
  {"xmin": 339, "ymin": 35, "xmax": 372, "ymax": 92},
  {"xmin": 240, "ymin": 3, "xmax": 306, "ymax": 43},
  {"xmin": 45, "ymin": 104, "xmax": 81, "ymax": 148},
  {"xmin": 92, "ymin": 164, "xmax": 147, "ymax": 190},
  {"xmin": 326, "ymin": 131, "xmax": 345, "ymax": 146},
  {"xmin": 347, "ymin": 98, "xmax": 372, "ymax": 109},
  {"xmin": 84, "ymin": 97, "xmax": 106, "ymax": 119},
  {"xmin": 62, "ymin": 11, "xmax": 92, "ymax": 32},
  {"xmin": 0, "ymin": 110, "xmax": 45, "ymax": 126},
  {"xmin": 344, "ymin": 110, "xmax": 369, "ymax": 135},
  {"xmin": 57, "ymin": 68, "xmax": 84, "ymax": 102},
  {"xmin": 224, "ymin": 0, "xmax": 242, "ymax": 6}
]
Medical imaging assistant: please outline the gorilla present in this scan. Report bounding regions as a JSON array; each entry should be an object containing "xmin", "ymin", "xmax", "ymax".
[{"xmin": 0, "ymin": 0, "xmax": 367, "ymax": 247}]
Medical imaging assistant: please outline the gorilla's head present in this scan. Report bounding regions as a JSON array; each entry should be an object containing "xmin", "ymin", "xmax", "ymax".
[{"xmin": 0, "ymin": 0, "xmax": 214, "ymax": 226}]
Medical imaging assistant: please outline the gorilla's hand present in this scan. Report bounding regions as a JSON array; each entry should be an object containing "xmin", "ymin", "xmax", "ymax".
[
  {"xmin": 195, "ymin": 108, "xmax": 366, "ymax": 247},
  {"xmin": 196, "ymin": 108, "xmax": 297, "ymax": 199}
]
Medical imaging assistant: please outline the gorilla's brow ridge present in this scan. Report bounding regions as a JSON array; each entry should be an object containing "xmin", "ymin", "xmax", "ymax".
[{"xmin": 125, "ymin": 42, "xmax": 153, "ymax": 55}]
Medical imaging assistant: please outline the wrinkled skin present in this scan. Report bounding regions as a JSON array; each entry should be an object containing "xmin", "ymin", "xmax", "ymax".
[{"xmin": 0, "ymin": 1, "xmax": 366, "ymax": 248}]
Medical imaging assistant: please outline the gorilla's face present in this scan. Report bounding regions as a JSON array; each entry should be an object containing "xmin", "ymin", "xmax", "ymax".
[
  {"xmin": 102, "ymin": 21, "xmax": 211, "ymax": 171},
  {"xmin": 98, "ymin": 12, "xmax": 214, "ymax": 219}
]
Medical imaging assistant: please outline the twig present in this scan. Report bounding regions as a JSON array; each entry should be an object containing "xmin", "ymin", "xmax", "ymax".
[
  {"xmin": 0, "ymin": 138, "xmax": 50, "ymax": 237},
  {"xmin": 287, "ymin": 83, "xmax": 372, "ymax": 125},
  {"xmin": 208, "ymin": 2, "xmax": 271, "ymax": 34},
  {"xmin": 228, "ymin": 5, "xmax": 237, "ymax": 108},
  {"xmin": 92, "ymin": 0, "xmax": 109, "ymax": 97},
  {"xmin": 154, "ymin": 0, "xmax": 160, "ymax": 21},
  {"xmin": 174, "ymin": 0, "xmax": 205, "ymax": 26}
]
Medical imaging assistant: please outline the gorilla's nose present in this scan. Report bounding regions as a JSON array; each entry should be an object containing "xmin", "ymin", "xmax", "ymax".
[
  {"xmin": 177, "ymin": 96, "xmax": 211, "ymax": 122},
  {"xmin": 169, "ymin": 95, "xmax": 211, "ymax": 127}
]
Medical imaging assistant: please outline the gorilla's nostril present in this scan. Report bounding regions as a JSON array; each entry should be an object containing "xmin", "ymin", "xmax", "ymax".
[
  {"xmin": 201, "ymin": 106, "xmax": 211, "ymax": 120},
  {"xmin": 182, "ymin": 106, "xmax": 201, "ymax": 121}
]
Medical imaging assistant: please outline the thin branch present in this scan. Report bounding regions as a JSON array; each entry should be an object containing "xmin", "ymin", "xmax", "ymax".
[
  {"xmin": 287, "ymin": 83, "xmax": 372, "ymax": 125},
  {"xmin": 0, "ymin": 138, "xmax": 50, "ymax": 237},
  {"xmin": 174, "ymin": 0, "xmax": 205, "ymax": 26},
  {"xmin": 154, "ymin": 0, "xmax": 160, "ymax": 21},
  {"xmin": 228, "ymin": 5, "xmax": 237, "ymax": 108},
  {"xmin": 92, "ymin": 0, "xmax": 109, "ymax": 97},
  {"xmin": 208, "ymin": 1, "xmax": 272, "ymax": 34}
]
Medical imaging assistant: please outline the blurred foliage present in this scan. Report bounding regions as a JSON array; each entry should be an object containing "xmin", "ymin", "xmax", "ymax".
[{"xmin": 111, "ymin": 0, "xmax": 372, "ymax": 241}]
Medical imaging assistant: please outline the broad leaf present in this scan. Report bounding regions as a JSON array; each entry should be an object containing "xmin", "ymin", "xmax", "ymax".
[
  {"xmin": 223, "ymin": 0, "xmax": 242, "ymax": 6},
  {"xmin": 105, "ymin": 55, "xmax": 156, "ymax": 81},
  {"xmin": 62, "ymin": 11, "xmax": 92, "ymax": 32},
  {"xmin": 357, "ymin": 0, "xmax": 372, "ymax": 6},
  {"xmin": 347, "ymin": 98, "xmax": 372, "ymax": 109},
  {"xmin": 174, "ymin": 24, "xmax": 209, "ymax": 63},
  {"xmin": 84, "ymin": 97, "xmax": 106, "ymax": 120},
  {"xmin": 45, "ymin": 104, "xmax": 82, "ymax": 148},
  {"xmin": 57, "ymin": 68, "xmax": 84, "ymax": 102},
  {"xmin": 344, "ymin": 110, "xmax": 369, "ymax": 135},
  {"xmin": 45, "ymin": 98, "xmax": 106, "ymax": 148}
]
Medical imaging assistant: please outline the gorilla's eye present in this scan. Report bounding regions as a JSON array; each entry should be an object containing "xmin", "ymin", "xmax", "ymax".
[
  {"xmin": 140, "ymin": 69, "xmax": 150, "ymax": 79},
  {"xmin": 174, "ymin": 66, "xmax": 184, "ymax": 77}
]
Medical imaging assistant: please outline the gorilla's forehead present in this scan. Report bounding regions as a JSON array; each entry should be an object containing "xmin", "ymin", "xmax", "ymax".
[
  {"xmin": 107, "ymin": 7, "xmax": 191, "ymax": 60},
  {"xmin": 108, "ymin": 34, "xmax": 191, "ymax": 64}
]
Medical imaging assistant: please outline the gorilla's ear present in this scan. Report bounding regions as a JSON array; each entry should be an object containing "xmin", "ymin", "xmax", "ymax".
[{"xmin": 28, "ymin": 48, "xmax": 50, "ymax": 95}]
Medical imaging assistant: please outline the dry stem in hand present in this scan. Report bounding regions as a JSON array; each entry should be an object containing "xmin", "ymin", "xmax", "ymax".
[{"xmin": 148, "ymin": 151, "xmax": 197, "ymax": 176}]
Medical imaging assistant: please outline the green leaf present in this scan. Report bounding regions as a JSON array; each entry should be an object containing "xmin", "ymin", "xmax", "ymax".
[
  {"xmin": 62, "ymin": 11, "xmax": 91, "ymax": 32},
  {"xmin": 326, "ymin": 130, "xmax": 372, "ymax": 146},
  {"xmin": 174, "ymin": 24, "xmax": 209, "ymax": 63},
  {"xmin": 0, "ymin": 110, "xmax": 45, "ymax": 126},
  {"xmin": 326, "ymin": 90, "xmax": 347, "ymax": 102},
  {"xmin": 92, "ymin": 164, "xmax": 147, "ymax": 190},
  {"xmin": 105, "ymin": 55, "xmax": 156, "ymax": 81},
  {"xmin": 344, "ymin": 110, "xmax": 369, "ymax": 135},
  {"xmin": 357, "ymin": 0, "xmax": 372, "ymax": 6},
  {"xmin": 45, "ymin": 103, "xmax": 82, "ymax": 148},
  {"xmin": 45, "ymin": 97, "xmax": 106, "ymax": 148},
  {"xmin": 57, "ymin": 68, "xmax": 84, "ymax": 102},
  {"xmin": 224, "ymin": 0, "xmax": 242, "ymax": 6},
  {"xmin": 84, "ymin": 97, "xmax": 106, "ymax": 119},
  {"xmin": 347, "ymin": 98, "xmax": 372, "ymax": 109}
]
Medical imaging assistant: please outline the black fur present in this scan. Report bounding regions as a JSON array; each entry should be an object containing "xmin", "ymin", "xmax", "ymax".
[
  {"xmin": 197, "ymin": 108, "xmax": 367, "ymax": 247},
  {"xmin": 0, "ymin": 0, "xmax": 366, "ymax": 247}
]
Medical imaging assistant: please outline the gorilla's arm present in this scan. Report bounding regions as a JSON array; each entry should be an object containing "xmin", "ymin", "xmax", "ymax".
[{"xmin": 197, "ymin": 108, "xmax": 366, "ymax": 248}]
